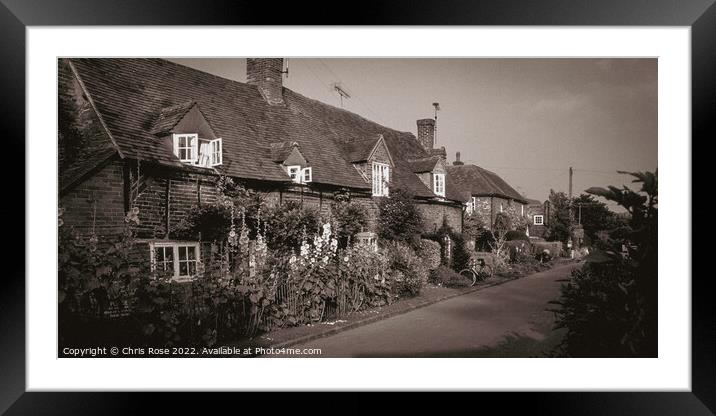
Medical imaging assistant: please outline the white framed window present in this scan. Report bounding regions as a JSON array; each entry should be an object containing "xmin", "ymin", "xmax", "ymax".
[
  {"xmin": 500, "ymin": 202, "xmax": 503, "ymax": 213},
  {"xmin": 433, "ymin": 173, "xmax": 445, "ymax": 197},
  {"xmin": 173, "ymin": 134, "xmax": 222, "ymax": 167},
  {"xmin": 372, "ymin": 162, "xmax": 390, "ymax": 197},
  {"xmin": 173, "ymin": 133, "xmax": 198, "ymax": 162},
  {"xmin": 150, "ymin": 241, "xmax": 200, "ymax": 281},
  {"xmin": 534, "ymin": 215, "xmax": 544, "ymax": 225},
  {"xmin": 287, "ymin": 165, "xmax": 301, "ymax": 183},
  {"xmin": 521, "ymin": 204, "xmax": 524, "ymax": 216},
  {"xmin": 302, "ymin": 167, "xmax": 312, "ymax": 183},
  {"xmin": 209, "ymin": 138, "xmax": 222, "ymax": 166}
]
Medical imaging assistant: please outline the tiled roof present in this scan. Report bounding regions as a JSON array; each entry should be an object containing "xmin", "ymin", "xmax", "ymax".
[
  {"xmin": 407, "ymin": 156, "xmax": 441, "ymax": 173},
  {"xmin": 343, "ymin": 137, "xmax": 380, "ymax": 163},
  {"xmin": 151, "ymin": 100, "xmax": 197, "ymax": 135},
  {"xmin": 446, "ymin": 164, "xmax": 527, "ymax": 203},
  {"xmin": 66, "ymin": 58, "xmax": 468, "ymax": 202},
  {"xmin": 269, "ymin": 141, "xmax": 300, "ymax": 163},
  {"xmin": 526, "ymin": 198, "xmax": 543, "ymax": 206}
]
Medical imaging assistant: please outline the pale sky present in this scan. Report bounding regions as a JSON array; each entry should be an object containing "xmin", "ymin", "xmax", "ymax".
[{"xmin": 170, "ymin": 58, "xmax": 657, "ymax": 209}]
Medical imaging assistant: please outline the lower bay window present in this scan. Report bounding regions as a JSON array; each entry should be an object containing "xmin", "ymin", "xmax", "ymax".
[{"xmin": 150, "ymin": 241, "xmax": 201, "ymax": 281}]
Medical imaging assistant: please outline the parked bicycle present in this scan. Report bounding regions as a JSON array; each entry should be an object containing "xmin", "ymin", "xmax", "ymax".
[{"xmin": 459, "ymin": 258, "xmax": 494, "ymax": 287}]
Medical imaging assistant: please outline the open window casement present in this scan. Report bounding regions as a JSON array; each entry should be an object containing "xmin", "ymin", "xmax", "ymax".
[
  {"xmin": 209, "ymin": 138, "xmax": 222, "ymax": 166},
  {"xmin": 195, "ymin": 140, "xmax": 211, "ymax": 167},
  {"xmin": 173, "ymin": 134, "xmax": 222, "ymax": 167},
  {"xmin": 302, "ymin": 167, "xmax": 312, "ymax": 183}
]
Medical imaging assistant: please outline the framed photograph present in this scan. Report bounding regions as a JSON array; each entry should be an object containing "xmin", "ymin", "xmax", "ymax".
[{"xmin": 4, "ymin": 0, "xmax": 711, "ymax": 412}]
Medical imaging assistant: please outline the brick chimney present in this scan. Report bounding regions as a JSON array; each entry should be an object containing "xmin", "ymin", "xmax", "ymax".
[
  {"xmin": 416, "ymin": 118, "xmax": 435, "ymax": 152},
  {"xmin": 246, "ymin": 58, "xmax": 284, "ymax": 105},
  {"xmin": 453, "ymin": 151, "xmax": 464, "ymax": 165}
]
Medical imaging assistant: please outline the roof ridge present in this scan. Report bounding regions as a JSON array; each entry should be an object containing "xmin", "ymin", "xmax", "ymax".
[
  {"xmin": 283, "ymin": 88, "xmax": 415, "ymax": 138},
  {"xmin": 162, "ymin": 58, "xmax": 416, "ymax": 140}
]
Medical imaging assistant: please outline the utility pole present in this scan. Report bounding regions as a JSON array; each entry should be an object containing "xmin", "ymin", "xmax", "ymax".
[
  {"xmin": 432, "ymin": 102, "xmax": 440, "ymax": 146},
  {"xmin": 567, "ymin": 166, "xmax": 575, "ymax": 255},
  {"xmin": 568, "ymin": 166, "xmax": 574, "ymax": 224}
]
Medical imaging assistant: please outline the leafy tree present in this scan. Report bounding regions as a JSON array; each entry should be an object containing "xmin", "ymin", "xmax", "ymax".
[
  {"xmin": 377, "ymin": 188, "xmax": 424, "ymax": 249},
  {"xmin": 546, "ymin": 190, "xmax": 572, "ymax": 244},
  {"xmin": 573, "ymin": 194, "xmax": 619, "ymax": 245}
]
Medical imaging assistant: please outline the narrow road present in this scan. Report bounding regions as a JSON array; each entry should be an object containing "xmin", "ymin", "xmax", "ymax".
[{"xmin": 280, "ymin": 262, "xmax": 580, "ymax": 357}]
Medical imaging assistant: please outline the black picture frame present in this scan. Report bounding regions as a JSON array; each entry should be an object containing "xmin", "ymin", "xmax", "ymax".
[{"xmin": 2, "ymin": 0, "xmax": 711, "ymax": 413}]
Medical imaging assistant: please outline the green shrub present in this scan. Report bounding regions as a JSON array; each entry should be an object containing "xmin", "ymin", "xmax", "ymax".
[
  {"xmin": 331, "ymin": 198, "xmax": 369, "ymax": 248},
  {"xmin": 551, "ymin": 170, "xmax": 657, "ymax": 357},
  {"xmin": 423, "ymin": 219, "xmax": 471, "ymax": 272},
  {"xmin": 505, "ymin": 239, "xmax": 532, "ymax": 262},
  {"xmin": 263, "ymin": 201, "xmax": 321, "ymax": 254},
  {"xmin": 475, "ymin": 230, "xmax": 496, "ymax": 252},
  {"xmin": 377, "ymin": 188, "xmax": 424, "ymax": 249},
  {"xmin": 430, "ymin": 266, "xmax": 471, "ymax": 288},
  {"xmin": 505, "ymin": 230, "xmax": 529, "ymax": 241},
  {"xmin": 418, "ymin": 239, "xmax": 441, "ymax": 270},
  {"xmin": 385, "ymin": 243, "xmax": 427, "ymax": 297},
  {"xmin": 172, "ymin": 204, "xmax": 232, "ymax": 242}
]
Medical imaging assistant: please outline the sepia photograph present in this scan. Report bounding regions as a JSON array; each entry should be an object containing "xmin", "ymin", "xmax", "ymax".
[{"xmin": 57, "ymin": 56, "xmax": 657, "ymax": 359}]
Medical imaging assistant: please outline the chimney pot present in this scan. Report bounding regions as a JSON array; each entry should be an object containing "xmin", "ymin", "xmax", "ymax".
[
  {"xmin": 453, "ymin": 151, "xmax": 464, "ymax": 166},
  {"xmin": 246, "ymin": 58, "xmax": 284, "ymax": 105}
]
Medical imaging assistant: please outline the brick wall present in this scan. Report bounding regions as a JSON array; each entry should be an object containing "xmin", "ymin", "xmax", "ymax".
[
  {"xmin": 60, "ymin": 159, "xmax": 126, "ymax": 238},
  {"xmin": 417, "ymin": 201, "xmax": 463, "ymax": 234},
  {"xmin": 61, "ymin": 157, "xmax": 460, "ymax": 245},
  {"xmin": 527, "ymin": 204, "xmax": 547, "ymax": 238}
]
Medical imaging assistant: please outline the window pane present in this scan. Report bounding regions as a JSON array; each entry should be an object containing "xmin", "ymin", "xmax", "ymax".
[
  {"xmin": 179, "ymin": 261, "xmax": 188, "ymax": 276},
  {"xmin": 179, "ymin": 246, "xmax": 187, "ymax": 260},
  {"xmin": 188, "ymin": 261, "xmax": 196, "ymax": 275},
  {"xmin": 156, "ymin": 247, "xmax": 165, "ymax": 263},
  {"xmin": 187, "ymin": 246, "xmax": 196, "ymax": 260}
]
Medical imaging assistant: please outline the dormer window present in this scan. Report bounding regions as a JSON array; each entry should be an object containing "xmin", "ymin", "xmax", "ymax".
[
  {"xmin": 287, "ymin": 165, "xmax": 312, "ymax": 184},
  {"xmin": 172, "ymin": 133, "xmax": 222, "ymax": 167},
  {"xmin": 372, "ymin": 162, "xmax": 390, "ymax": 197},
  {"xmin": 433, "ymin": 173, "xmax": 445, "ymax": 197}
]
